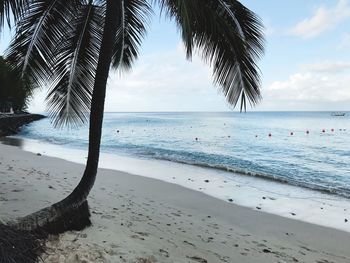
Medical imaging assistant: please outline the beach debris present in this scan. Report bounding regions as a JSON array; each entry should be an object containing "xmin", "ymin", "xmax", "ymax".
[
  {"xmin": 291, "ymin": 213, "xmax": 296, "ymax": 216},
  {"xmin": 186, "ymin": 256, "xmax": 208, "ymax": 263},
  {"xmin": 228, "ymin": 199, "xmax": 234, "ymax": 202},
  {"xmin": 204, "ymin": 180, "xmax": 210, "ymax": 183},
  {"xmin": 256, "ymin": 207, "xmax": 262, "ymax": 210},
  {"xmin": 11, "ymin": 188, "xmax": 24, "ymax": 192},
  {"xmin": 184, "ymin": 240, "xmax": 196, "ymax": 247},
  {"xmin": 36, "ymin": 153, "xmax": 42, "ymax": 156}
]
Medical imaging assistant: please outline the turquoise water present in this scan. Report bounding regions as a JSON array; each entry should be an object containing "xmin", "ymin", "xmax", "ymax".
[{"xmin": 16, "ymin": 112, "xmax": 350, "ymax": 198}]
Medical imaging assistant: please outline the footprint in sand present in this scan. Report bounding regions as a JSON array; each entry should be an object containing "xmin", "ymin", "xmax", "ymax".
[
  {"xmin": 131, "ymin": 234, "xmax": 145, "ymax": 241},
  {"xmin": 159, "ymin": 249, "xmax": 169, "ymax": 258}
]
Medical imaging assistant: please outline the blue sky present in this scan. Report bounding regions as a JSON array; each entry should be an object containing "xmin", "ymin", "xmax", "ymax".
[{"xmin": 1, "ymin": 0, "xmax": 350, "ymax": 112}]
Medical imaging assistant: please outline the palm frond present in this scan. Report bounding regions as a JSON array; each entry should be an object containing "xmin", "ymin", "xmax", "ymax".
[
  {"xmin": 6, "ymin": 0, "xmax": 104, "ymax": 127},
  {"xmin": 5, "ymin": 0, "xmax": 71, "ymax": 85},
  {"xmin": 0, "ymin": 0, "xmax": 28, "ymax": 31},
  {"xmin": 46, "ymin": 1, "xmax": 104, "ymax": 127},
  {"xmin": 111, "ymin": 0, "xmax": 151, "ymax": 71},
  {"xmin": 158, "ymin": 0, "xmax": 265, "ymax": 110}
]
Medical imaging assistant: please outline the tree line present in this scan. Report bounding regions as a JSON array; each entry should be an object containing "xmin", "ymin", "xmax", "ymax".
[{"xmin": 0, "ymin": 56, "xmax": 32, "ymax": 113}]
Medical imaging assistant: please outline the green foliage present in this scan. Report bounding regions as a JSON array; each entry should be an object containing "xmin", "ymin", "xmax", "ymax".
[{"xmin": 0, "ymin": 56, "xmax": 33, "ymax": 112}]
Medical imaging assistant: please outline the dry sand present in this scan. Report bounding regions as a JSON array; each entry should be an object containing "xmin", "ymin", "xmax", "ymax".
[{"xmin": 1, "ymin": 143, "xmax": 350, "ymax": 263}]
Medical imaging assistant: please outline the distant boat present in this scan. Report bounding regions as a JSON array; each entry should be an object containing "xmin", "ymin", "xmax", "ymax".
[{"xmin": 331, "ymin": 112, "xmax": 346, "ymax": 117}]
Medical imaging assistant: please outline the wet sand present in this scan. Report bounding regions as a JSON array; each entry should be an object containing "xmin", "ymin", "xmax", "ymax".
[{"xmin": 1, "ymin": 143, "xmax": 350, "ymax": 262}]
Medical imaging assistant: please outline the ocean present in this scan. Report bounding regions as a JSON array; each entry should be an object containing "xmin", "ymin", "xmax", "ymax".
[
  {"xmin": 2, "ymin": 111, "xmax": 350, "ymax": 231},
  {"xmin": 11, "ymin": 111, "xmax": 350, "ymax": 198}
]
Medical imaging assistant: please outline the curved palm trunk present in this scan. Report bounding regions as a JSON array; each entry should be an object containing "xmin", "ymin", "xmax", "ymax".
[{"xmin": 14, "ymin": 0, "xmax": 119, "ymax": 233}]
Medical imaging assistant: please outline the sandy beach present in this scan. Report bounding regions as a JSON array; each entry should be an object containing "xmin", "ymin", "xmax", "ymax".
[{"xmin": 1, "ymin": 143, "xmax": 350, "ymax": 263}]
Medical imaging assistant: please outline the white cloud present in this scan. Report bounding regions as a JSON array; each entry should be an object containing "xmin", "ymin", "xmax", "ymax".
[
  {"xmin": 28, "ymin": 45, "xmax": 229, "ymax": 113},
  {"xmin": 261, "ymin": 61, "xmax": 350, "ymax": 110},
  {"xmin": 104, "ymin": 45, "xmax": 228, "ymax": 112},
  {"xmin": 290, "ymin": 0, "xmax": 350, "ymax": 39},
  {"xmin": 301, "ymin": 61, "xmax": 350, "ymax": 73}
]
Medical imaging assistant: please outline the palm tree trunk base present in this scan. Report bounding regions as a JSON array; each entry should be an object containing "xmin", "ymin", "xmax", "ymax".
[
  {"xmin": 42, "ymin": 200, "xmax": 92, "ymax": 235},
  {"xmin": 14, "ymin": 200, "xmax": 92, "ymax": 235},
  {"xmin": 0, "ymin": 223, "xmax": 46, "ymax": 263},
  {"xmin": 1, "ymin": 201, "xmax": 92, "ymax": 262}
]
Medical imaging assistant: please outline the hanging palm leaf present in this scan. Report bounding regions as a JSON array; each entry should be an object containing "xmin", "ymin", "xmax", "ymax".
[
  {"xmin": 158, "ymin": 0, "xmax": 264, "ymax": 110},
  {"xmin": 111, "ymin": 0, "xmax": 151, "ymax": 71}
]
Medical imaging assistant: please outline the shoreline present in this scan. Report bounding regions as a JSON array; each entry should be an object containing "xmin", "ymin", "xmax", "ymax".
[
  {"xmin": 1, "ymin": 142, "xmax": 350, "ymax": 262},
  {"xmin": 2, "ymin": 136, "xmax": 350, "ymax": 234}
]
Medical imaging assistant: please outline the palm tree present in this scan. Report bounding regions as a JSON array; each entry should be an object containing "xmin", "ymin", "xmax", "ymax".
[{"xmin": 1, "ymin": 0, "xmax": 264, "ymax": 232}]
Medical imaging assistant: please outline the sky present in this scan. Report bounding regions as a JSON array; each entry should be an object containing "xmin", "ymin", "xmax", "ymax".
[{"xmin": 1, "ymin": 0, "xmax": 350, "ymax": 112}]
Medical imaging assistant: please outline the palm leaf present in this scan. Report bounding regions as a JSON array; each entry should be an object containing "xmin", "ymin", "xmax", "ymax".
[
  {"xmin": 6, "ymin": 0, "xmax": 103, "ymax": 127},
  {"xmin": 0, "ymin": 0, "xmax": 28, "ymax": 31},
  {"xmin": 158, "ymin": 0, "xmax": 265, "ymax": 110},
  {"xmin": 46, "ymin": 1, "xmax": 104, "ymax": 127},
  {"xmin": 111, "ymin": 0, "xmax": 151, "ymax": 71},
  {"xmin": 6, "ymin": 0, "xmax": 72, "ymax": 85}
]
